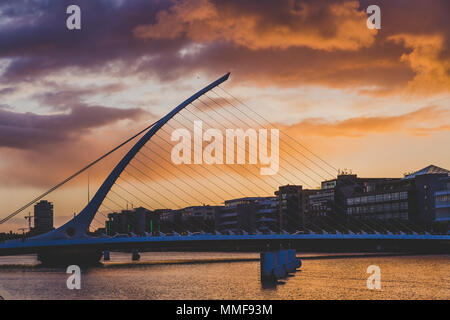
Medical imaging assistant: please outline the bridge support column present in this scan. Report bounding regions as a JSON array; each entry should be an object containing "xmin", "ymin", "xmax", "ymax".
[
  {"xmin": 287, "ymin": 249, "xmax": 301, "ymax": 271},
  {"xmin": 132, "ymin": 250, "xmax": 140, "ymax": 261},
  {"xmin": 277, "ymin": 249, "xmax": 289, "ymax": 274},
  {"xmin": 260, "ymin": 251, "xmax": 288, "ymax": 282},
  {"xmin": 103, "ymin": 250, "xmax": 110, "ymax": 261},
  {"xmin": 260, "ymin": 251, "xmax": 277, "ymax": 282}
]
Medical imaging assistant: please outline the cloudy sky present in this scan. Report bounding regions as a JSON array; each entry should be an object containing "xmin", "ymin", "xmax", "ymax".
[{"xmin": 0, "ymin": 0, "xmax": 449, "ymax": 231}]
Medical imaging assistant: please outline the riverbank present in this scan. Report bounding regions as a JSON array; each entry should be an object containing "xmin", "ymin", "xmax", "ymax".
[{"xmin": 0, "ymin": 283, "xmax": 12, "ymax": 300}]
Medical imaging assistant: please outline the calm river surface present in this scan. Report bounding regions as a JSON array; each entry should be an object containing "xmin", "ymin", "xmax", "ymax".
[{"xmin": 0, "ymin": 252, "xmax": 448, "ymax": 300}]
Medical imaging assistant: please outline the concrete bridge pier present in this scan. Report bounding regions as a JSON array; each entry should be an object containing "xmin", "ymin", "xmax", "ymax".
[{"xmin": 131, "ymin": 250, "xmax": 140, "ymax": 261}]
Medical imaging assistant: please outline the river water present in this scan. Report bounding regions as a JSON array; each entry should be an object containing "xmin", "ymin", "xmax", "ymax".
[{"xmin": 0, "ymin": 253, "xmax": 448, "ymax": 300}]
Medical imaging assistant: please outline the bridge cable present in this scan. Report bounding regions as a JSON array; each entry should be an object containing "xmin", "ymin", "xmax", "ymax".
[
  {"xmin": 118, "ymin": 175, "xmax": 168, "ymax": 209},
  {"xmin": 216, "ymin": 86, "xmax": 338, "ymax": 175},
  {"xmin": 204, "ymin": 93, "xmax": 330, "ymax": 182},
  {"xmin": 133, "ymin": 156, "xmax": 212, "ymax": 206},
  {"xmin": 134, "ymin": 153, "xmax": 218, "ymax": 205},
  {"xmin": 188, "ymin": 98, "xmax": 316, "ymax": 190},
  {"xmin": 141, "ymin": 145, "xmax": 230, "ymax": 201},
  {"xmin": 158, "ymin": 118, "xmax": 262, "ymax": 198},
  {"xmin": 191, "ymin": 98, "xmax": 317, "ymax": 189},
  {"xmin": 199, "ymin": 92, "xmax": 325, "ymax": 185},
  {"xmin": 172, "ymin": 108, "xmax": 282, "ymax": 192}
]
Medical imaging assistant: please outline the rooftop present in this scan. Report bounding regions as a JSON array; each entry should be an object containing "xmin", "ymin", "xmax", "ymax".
[{"xmin": 403, "ymin": 165, "xmax": 450, "ymax": 179}]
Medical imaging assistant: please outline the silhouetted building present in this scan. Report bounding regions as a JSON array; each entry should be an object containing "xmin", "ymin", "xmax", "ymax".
[
  {"xmin": 110, "ymin": 206, "xmax": 224, "ymax": 234},
  {"xmin": 309, "ymin": 174, "xmax": 396, "ymax": 217},
  {"xmin": 0, "ymin": 230, "xmax": 24, "ymax": 242},
  {"xmin": 254, "ymin": 197, "xmax": 278, "ymax": 232},
  {"xmin": 106, "ymin": 207, "xmax": 160, "ymax": 235},
  {"xmin": 434, "ymin": 176, "xmax": 450, "ymax": 233},
  {"xmin": 309, "ymin": 180, "xmax": 336, "ymax": 217},
  {"xmin": 404, "ymin": 166, "xmax": 449, "ymax": 224},
  {"xmin": 216, "ymin": 197, "xmax": 277, "ymax": 233},
  {"xmin": 33, "ymin": 200, "xmax": 54, "ymax": 235},
  {"xmin": 346, "ymin": 181, "xmax": 411, "ymax": 220},
  {"xmin": 178, "ymin": 205, "xmax": 222, "ymax": 233},
  {"xmin": 158, "ymin": 209, "xmax": 180, "ymax": 233},
  {"xmin": 346, "ymin": 165, "xmax": 450, "ymax": 225},
  {"xmin": 100, "ymin": 165, "xmax": 449, "ymax": 236},
  {"xmin": 275, "ymin": 185, "xmax": 317, "ymax": 232}
]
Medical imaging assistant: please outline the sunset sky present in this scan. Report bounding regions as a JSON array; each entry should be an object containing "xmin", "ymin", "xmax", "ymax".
[{"xmin": 0, "ymin": 0, "xmax": 449, "ymax": 232}]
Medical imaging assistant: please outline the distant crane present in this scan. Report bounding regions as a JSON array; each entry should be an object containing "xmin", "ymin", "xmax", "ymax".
[{"xmin": 24, "ymin": 212, "xmax": 33, "ymax": 230}]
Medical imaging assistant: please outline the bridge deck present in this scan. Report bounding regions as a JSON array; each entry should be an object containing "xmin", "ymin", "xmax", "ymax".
[{"xmin": 1, "ymin": 234, "xmax": 449, "ymax": 256}]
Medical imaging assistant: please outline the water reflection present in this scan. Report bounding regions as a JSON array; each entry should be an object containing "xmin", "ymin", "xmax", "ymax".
[{"xmin": 0, "ymin": 253, "xmax": 448, "ymax": 300}]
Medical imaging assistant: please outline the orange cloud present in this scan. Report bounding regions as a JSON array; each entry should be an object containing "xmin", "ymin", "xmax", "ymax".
[
  {"xmin": 134, "ymin": 0, "xmax": 376, "ymax": 51},
  {"xmin": 388, "ymin": 33, "xmax": 450, "ymax": 95},
  {"xmin": 282, "ymin": 105, "xmax": 450, "ymax": 137}
]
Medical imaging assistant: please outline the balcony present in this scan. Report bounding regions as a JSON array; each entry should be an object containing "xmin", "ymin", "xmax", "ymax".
[
  {"xmin": 220, "ymin": 212, "xmax": 238, "ymax": 219},
  {"xmin": 258, "ymin": 208, "xmax": 276, "ymax": 214},
  {"xmin": 435, "ymin": 190, "xmax": 450, "ymax": 208}
]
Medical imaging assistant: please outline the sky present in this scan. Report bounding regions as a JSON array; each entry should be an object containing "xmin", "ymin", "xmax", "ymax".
[{"xmin": 0, "ymin": 0, "xmax": 449, "ymax": 232}]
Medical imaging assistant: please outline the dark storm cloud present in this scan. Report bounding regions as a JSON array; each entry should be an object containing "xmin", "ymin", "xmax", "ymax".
[
  {"xmin": 0, "ymin": 104, "xmax": 146, "ymax": 150},
  {"xmin": 132, "ymin": 0, "xmax": 449, "ymax": 94},
  {"xmin": 0, "ymin": 87, "xmax": 16, "ymax": 97},
  {"xmin": 0, "ymin": 0, "xmax": 448, "ymax": 91},
  {"xmin": 0, "ymin": 0, "xmax": 182, "ymax": 81},
  {"xmin": 33, "ymin": 82, "xmax": 127, "ymax": 111},
  {"xmin": 0, "ymin": 80, "xmax": 142, "ymax": 151}
]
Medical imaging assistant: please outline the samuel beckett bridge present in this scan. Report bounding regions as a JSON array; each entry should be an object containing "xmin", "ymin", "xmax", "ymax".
[{"xmin": 0, "ymin": 73, "xmax": 448, "ymax": 265}]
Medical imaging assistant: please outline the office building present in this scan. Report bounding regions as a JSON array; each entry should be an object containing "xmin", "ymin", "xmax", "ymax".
[
  {"xmin": 157, "ymin": 209, "xmax": 179, "ymax": 233},
  {"xmin": 216, "ymin": 197, "xmax": 277, "ymax": 233},
  {"xmin": 106, "ymin": 207, "xmax": 160, "ymax": 235},
  {"xmin": 275, "ymin": 185, "xmax": 317, "ymax": 232},
  {"xmin": 346, "ymin": 165, "xmax": 450, "ymax": 224},
  {"xmin": 178, "ymin": 205, "xmax": 223, "ymax": 232},
  {"xmin": 33, "ymin": 200, "xmax": 54, "ymax": 235},
  {"xmin": 309, "ymin": 174, "xmax": 396, "ymax": 217},
  {"xmin": 434, "ymin": 176, "xmax": 450, "ymax": 233}
]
